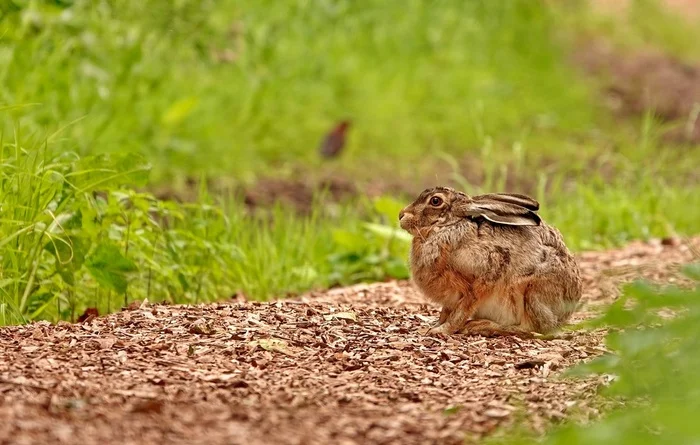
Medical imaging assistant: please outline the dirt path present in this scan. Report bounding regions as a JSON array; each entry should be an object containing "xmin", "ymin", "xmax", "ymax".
[{"xmin": 1, "ymin": 238, "xmax": 698, "ymax": 445}]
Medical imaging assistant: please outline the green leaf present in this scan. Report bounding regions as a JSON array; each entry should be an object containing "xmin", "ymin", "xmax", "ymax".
[
  {"xmin": 373, "ymin": 196, "xmax": 405, "ymax": 222},
  {"xmin": 44, "ymin": 236, "xmax": 87, "ymax": 269},
  {"xmin": 85, "ymin": 243, "xmax": 138, "ymax": 294},
  {"xmin": 362, "ymin": 222, "xmax": 412, "ymax": 243},
  {"xmin": 161, "ymin": 97, "xmax": 199, "ymax": 126}
]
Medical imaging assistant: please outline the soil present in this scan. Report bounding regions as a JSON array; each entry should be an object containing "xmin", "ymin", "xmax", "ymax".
[
  {"xmin": 150, "ymin": 153, "xmax": 556, "ymax": 216},
  {"xmin": 573, "ymin": 39, "xmax": 700, "ymax": 143},
  {"xmin": 2, "ymin": 237, "xmax": 698, "ymax": 445},
  {"xmin": 579, "ymin": 0, "xmax": 700, "ymax": 143}
]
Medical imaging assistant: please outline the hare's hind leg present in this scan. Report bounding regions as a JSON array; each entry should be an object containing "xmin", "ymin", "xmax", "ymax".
[
  {"xmin": 423, "ymin": 306, "xmax": 454, "ymax": 335},
  {"xmin": 522, "ymin": 279, "xmax": 570, "ymax": 334},
  {"xmin": 459, "ymin": 319, "xmax": 535, "ymax": 339},
  {"xmin": 426, "ymin": 303, "xmax": 474, "ymax": 335}
]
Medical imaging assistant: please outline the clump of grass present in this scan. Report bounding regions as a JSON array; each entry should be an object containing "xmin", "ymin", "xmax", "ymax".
[
  {"xmin": 0, "ymin": 128, "xmax": 410, "ymax": 324},
  {"xmin": 0, "ymin": 128, "xmax": 236, "ymax": 323}
]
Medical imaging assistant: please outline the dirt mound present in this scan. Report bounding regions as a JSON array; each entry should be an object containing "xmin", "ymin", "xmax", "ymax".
[
  {"xmin": 574, "ymin": 40, "xmax": 700, "ymax": 143},
  {"xmin": 2, "ymin": 237, "xmax": 698, "ymax": 445},
  {"xmin": 149, "ymin": 154, "xmax": 539, "ymax": 216}
]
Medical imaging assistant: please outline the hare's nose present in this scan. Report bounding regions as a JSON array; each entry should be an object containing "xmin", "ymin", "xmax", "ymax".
[{"xmin": 399, "ymin": 210, "xmax": 407, "ymax": 220}]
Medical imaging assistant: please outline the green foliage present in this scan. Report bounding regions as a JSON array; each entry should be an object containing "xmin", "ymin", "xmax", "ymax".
[
  {"xmin": 0, "ymin": 130, "xmax": 412, "ymax": 323},
  {"xmin": 328, "ymin": 197, "xmax": 411, "ymax": 285},
  {"xmin": 0, "ymin": 131, "xmax": 241, "ymax": 322},
  {"xmin": 489, "ymin": 267, "xmax": 700, "ymax": 445}
]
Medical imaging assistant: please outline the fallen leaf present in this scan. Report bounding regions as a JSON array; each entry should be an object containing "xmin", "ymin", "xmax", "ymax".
[
  {"xmin": 484, "ymin": 408, "xmax": 511, "ymax": 418},
  {"xmin": 131, "ymin": 399, "xmax": 164, "ymax": 414},
  {"xmin": 93, "ymin": 337, "xmax": 116, "ymax": 350},
  {"xmin": 443, "ymin": 405, "xmax": 462, "ymax": 416},
  {"xmin": 249, "ymin": 338, "xmax": 296, "ymax": 356},
  {"xmin": 324, "ymin": 311, "xmax": 358, "ymax": 322},
  {"xmin": 189, "ymin": 319, "xmax": 215, "ymax": 335},
  {"xmin": 414, "ymin": 314, "xmax": 433, "ymax": 324}
]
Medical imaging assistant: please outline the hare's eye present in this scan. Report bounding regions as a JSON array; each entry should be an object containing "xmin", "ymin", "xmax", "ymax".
[{"xmin": 430, "ymin": 196, "xmax": 442, "ymax": 206}]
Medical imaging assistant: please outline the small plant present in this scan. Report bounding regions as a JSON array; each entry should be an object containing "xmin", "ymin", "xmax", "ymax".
[
  {"xmin": 0, "ymin": 132, "xmax": 241, "ymax": 323},
  {"xmin": 327, "ymin": 196, "xmax": 410, "ymax": 286}
]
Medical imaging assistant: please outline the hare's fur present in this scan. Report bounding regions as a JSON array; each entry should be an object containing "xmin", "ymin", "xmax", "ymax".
[{"xmin": 399, "ymin": 187, "xmax": 582, "ymax": 337}]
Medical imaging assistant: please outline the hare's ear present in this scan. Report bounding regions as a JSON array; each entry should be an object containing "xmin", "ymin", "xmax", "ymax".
[
  {"xmin": 463, "ymin": 200, "xmax": 541, "ymax": 226},
  {"xmin": 472, "ymin": 193, "xmax": 540, "ymax": 211}
]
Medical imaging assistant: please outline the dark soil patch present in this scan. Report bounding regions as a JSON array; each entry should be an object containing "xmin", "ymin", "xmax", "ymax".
[
  {"xmin": 2, "ymin": 237, "xmax": 698, "ymax": 445},
  {"xmin": 574, "ymin": 39, "xmax": 700, "ymax": 143},
  {"xmin": 149, "ymin": 154, "xmax": 547, "ymax": 216}
]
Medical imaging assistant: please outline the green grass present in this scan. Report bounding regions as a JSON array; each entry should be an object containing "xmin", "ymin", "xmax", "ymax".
[
  {"xmin": 1, "ymin": 0, "xmax": 606, "ymax": 182},
  {"xmin": 0, "ymin": 130, "xmax": 413, "ymax": 323}
]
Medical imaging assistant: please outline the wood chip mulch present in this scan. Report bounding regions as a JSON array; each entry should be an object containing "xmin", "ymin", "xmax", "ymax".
[{"xmin": 1, "ymin": 237, "xmax": 698, "ymax": 445}]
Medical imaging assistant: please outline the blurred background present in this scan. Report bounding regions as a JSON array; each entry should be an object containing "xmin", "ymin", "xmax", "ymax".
[{"xmin": 0, "ymin": 0, "xmax": 699, "ymax": 324}]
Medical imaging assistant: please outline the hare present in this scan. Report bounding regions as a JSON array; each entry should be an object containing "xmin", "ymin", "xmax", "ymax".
[{"xmin": 399, "ymin": 186, "xmax": 582, "ymax": 338}]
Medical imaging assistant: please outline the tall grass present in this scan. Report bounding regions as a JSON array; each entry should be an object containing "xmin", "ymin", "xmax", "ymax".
[{"xmin": 0, "ymin": 128, "xmax": 412, "ymax": 323}]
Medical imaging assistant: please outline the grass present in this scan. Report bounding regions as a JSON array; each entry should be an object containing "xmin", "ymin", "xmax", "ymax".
[
  {"xmin": 0, "ymin": 0, "xmax": 609, "ymax": 182},
  {"xmin": 0, "ymin": 129, "xmax": 413, "ymax": 323}
]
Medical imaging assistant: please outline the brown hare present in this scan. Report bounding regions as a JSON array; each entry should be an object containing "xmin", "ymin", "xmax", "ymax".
[{"xmin": 399, "ymin": 186, "xmax": 582, "ymax": 338}]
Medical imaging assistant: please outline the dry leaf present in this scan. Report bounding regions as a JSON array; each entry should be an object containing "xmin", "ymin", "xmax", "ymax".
[
  {"xmin": 249, "ymin": 338, "xmax": 296, "ymax": 357},
  {"xmin": 324, "ymin": 311, "xmax": 358, "ymax": 322},
  {"xmin": 131, "ymin": 400, "xmax": 164, "ymax": 414},
  {"xmin": 189, "ymin": 319, "xmax": 215, "ymax": 335},
  {"xmin": 94, "ymin": 337, "xmax": 116, "ymax": 350},
  {"xmin": 484, "ymin": 408, "xmax": 511, "ymax": 418}
]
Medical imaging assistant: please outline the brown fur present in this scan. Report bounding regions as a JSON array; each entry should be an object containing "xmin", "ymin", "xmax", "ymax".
[{"xmin": 399, "ymin": 187, "xmax": 582, "ymax": 338}]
